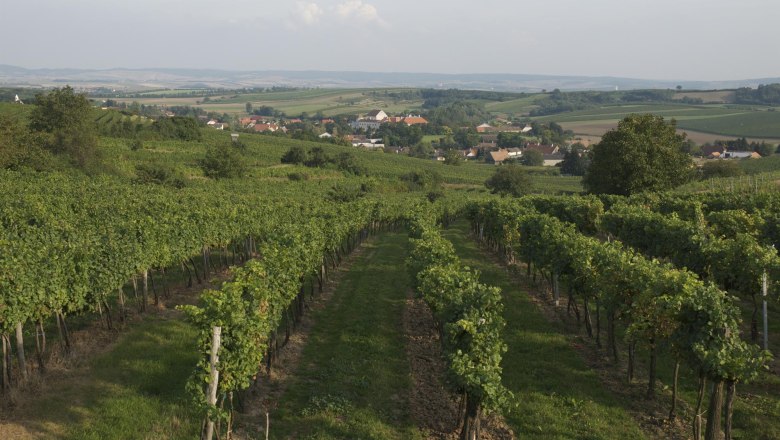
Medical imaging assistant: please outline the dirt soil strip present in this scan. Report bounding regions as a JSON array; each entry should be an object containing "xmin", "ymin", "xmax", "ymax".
[
  {"xmin": 403, "ymin": 292, "xmax": 514, "ymax": 440},
  {"xmin": 476, "ymin": 240, "xmax": 691, "ymax": 440},
  {"xmin": 233, "ymin": 239, "xmax": 373, "ymax": 440},
  {"xmin": 0, "ymin": 267, "xmax": 232, "ymax": 439}
]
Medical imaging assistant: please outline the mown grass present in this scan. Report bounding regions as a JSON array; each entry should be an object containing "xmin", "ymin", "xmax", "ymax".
[
  {"xmin": 269, "ymin": 232, "xmax": 424, "ymax": 440},
  {"xmin": 443, "ymin": 221, "xmax": 648, "ymax": 440},
  {"xmin": 13, "ymin": 317, "xmax": 200, "ymax": 440}
]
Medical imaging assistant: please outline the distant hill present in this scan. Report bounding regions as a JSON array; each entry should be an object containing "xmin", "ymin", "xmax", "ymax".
[{"xmin": 1, "ymin": 64, "xmax": 779, "ymax": 92}]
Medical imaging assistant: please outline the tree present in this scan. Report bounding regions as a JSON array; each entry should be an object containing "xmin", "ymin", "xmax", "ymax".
[
  {"xmin": 245, "ymin": 102, "xmax": 253, "ymax": 114},
  {"xmin": 582, "ymin": 114, "xmax": 694, "ymax": 195},
  {"xmin": 200, "ymin": 143, "xmax": 247, "ymax": 179},
  {"xmin": 520, "ymin": 149, "xmax": 544, "ymax": 166},
  {"xmin": 485, "ymin": 165, "xmax": 533, "ymax": 197},
  {"xmin": 754, "ymin": 141, "xmax": 774, "ymax": 157},
  {"xmin": 28, "ymin": 86, "xmax": 101, "ymax": 170},
  {"xmin": 454, "ymin": 128, "xmax": 479, "ymax": 149},
  {"xmin": 281, "ymin": 146, "xmax": 306, "ymax": 164},
  {"xmin": 304, "ymin": 147, "xmax": 329, "ymax": 168},
  {"xmin": 560, "ymin": 149, "xmax": 589, "ymax": 176},
  {"xmin": 0, "ymin": 115, "xmax": 53, "ymax": 171},
  {"xmin": 443, "ymin": 150, "xmax": 463, "ymax": 166}
]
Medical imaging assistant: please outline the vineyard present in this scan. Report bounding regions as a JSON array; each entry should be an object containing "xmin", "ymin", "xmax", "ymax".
[{"xmin": 1, "ymin": 103, "xmax": 780, "ymax": 440}]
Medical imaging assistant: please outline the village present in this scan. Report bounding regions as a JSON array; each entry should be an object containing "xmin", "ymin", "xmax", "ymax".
[{"xmin": 201, "ymin": 107, "xmax": 767, "ymax": 170}]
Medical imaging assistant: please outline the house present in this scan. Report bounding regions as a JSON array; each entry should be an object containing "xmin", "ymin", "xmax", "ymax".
[
  {"xmin": 722, "ymin": 150, "xmax": 760, "ymax": 159},
  {"xmin": 385, "ymin": 116, "xmax": 405, "ymax": 123},
  {"xmin": 320, "ymin": 118, "xmax": 335, "ymax": 125},
  {"xmin": 352, "ymin": 137, "xmax": 384, "ymax": 148},
  {"xmin": 350, "ymin": 119, "xmax": 382, "ymax": 131},
  {"xmin": 239, "ymin": 117, "xmax": 253, "ymax": 126},
  {"xmin": 543, "ymin": 153, "xmax": 565, "ymax": 166},
  {"xmin": 507, "ymin": 147, "xmax": 523, "ymax": 158},
  {"xmin": 476, "ymin": 123, "xmax": 493, "ymax": 133},
  {"xmin": 525, "ymin": 144, "xmax": 559, "ymax": 155},
  {"xmin": 253, "ymin": 123, "xmax": 280, "ymax": 133},
  {"xmin": 250, "ymin": 115, "xmax": 274, "ymax": 122},
  {"xmin": 403, "ymin": 116, "xmax": 428, "ymax": 126},
  {"xmin": 211, "ymin": 123, "xmax": 227, "ymax": 130},
  {"xmin": 521, "ymin": 125, "xmax": 533, "ymax": 133},
  {"xmin": 462, "ymin": 148, "xmax": 479, "ymax": 159},
  {"xmin": 318, "ymin": 132, "xmax": 333, "ymax": 139},
  {"xmin": 366, "ymin": 109, "xmax": 388, "ymax": 121},
  {"xmin": 486, "ymin": 149, "xmax": 510, "ymax": 165}
]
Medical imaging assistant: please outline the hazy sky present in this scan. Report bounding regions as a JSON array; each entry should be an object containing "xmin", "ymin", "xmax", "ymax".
[{"xmin": 3, "ymin": 0, "xmax": 779, "ymax": 81}]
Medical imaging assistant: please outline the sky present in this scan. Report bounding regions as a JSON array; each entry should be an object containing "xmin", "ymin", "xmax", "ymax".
[{"xmin": 2, "ymin": 0, "xmax": 779, "ymax": 81}]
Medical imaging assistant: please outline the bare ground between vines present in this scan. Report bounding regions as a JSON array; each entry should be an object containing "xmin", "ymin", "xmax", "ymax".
[{"xmin": 403, "ymin": 292, "xmax": 514, "ymax": 440}]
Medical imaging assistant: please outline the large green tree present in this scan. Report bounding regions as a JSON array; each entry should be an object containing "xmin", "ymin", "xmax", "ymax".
[
  {"xmin": 485, "ymin": 164, "xmax": 533, "ymax": 197},
  {"xmin": 28, "ymin": 86, "xmax": 101, "ymax": 170},
  {"xmin": 582, "ymin": 114, "xmax": 694, "ymax": 195}
]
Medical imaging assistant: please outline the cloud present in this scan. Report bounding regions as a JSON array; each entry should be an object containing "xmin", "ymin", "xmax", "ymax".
[
  {"xmin": 335, "ymin": 1, "xmax": 387, "ymax": 26},
  {"xmin": 291, "ymin": 2, "xmax": 323, "ymax": 26}
]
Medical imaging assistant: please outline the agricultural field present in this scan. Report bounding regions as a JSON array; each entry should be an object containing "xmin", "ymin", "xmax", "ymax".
[
  {"xmin": 533, "ymin": 103, "xmax": 780, "ymax": 143},
  {"xmin": 111, "ymin": 88, "xmax": 426, "ymax": 118}
]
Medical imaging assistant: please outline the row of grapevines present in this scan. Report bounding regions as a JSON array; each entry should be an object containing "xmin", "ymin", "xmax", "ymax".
[
  {"xmin": 407, "ymin": 205, "xmax": 511, "ymax": 440},
  {"xmin": 178, "ymin": 194, "xmax": 472, "ymax": 438},
  {"xmin": 467, "ymin": 198, "xmax": 769, "ymax": 440},
  {"xmin": 0, "ymin": 168, "xmax": 408, "ymax": 388}
]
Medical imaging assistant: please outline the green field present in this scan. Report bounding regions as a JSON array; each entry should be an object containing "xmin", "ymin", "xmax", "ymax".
[
  {"xmin": 112, "ymin": 88, "xmax": 426, "ymax": 118},
  {"xmin": 532, "ymin": 103, "xmax": 780, "ymax": 142}
]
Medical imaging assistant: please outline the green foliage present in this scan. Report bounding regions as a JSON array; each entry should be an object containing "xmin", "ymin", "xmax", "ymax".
[
  {"xmin": 376, "ymin": 122, "xmax": 423, "ymax": 147},
  {"xmin": 281, "ymin": 146, "xmax": 306, "ymax": 164},
  {"xmin": 151, "ymin": 116, "xmax": 202, "ymax": 141},
  {"xmin": 583, "ymin": 114, "xmax": 695, "ymax": 195},
  {"xmin": 134, "ymin": 162, "xmax": 187, "ymax": 188},
  {"xmin": 304, "ymin": 146, "xmax": 329, "ymax": 168},
  {"xmin": 426, "ymin": 101, "xmax": 488, "ymax": 127},
  {"xmin": 402, "ymin": 170, "xmax": 443, "ymax": 192},
  {"xmin": 29, "ymin": 86, "xmax": 102, "ymax": 170},
  {"xmin": 467, "ymin": 197, "xmax": 770, "ymax": 392},
  {"xmin": 327, "ymin": 181, "xmax": 369, "ymax": 202},
  {"xmin": 520, "ymin": 149, "xmax": 544, "ymax": 167},
  {"xmin": 530, "ymin": 88, "xmax": 675, "ymax": 116},
  {"xmin": 0, "ymin": 114, "xmax": 55, "ymax": 171},
  {"xmin": 443, "ymin": 149, "xmax": 462, "ymax": 166},
  {"xmin": 559, "ymin": 149, "xmax": 589, "ymax": 176},
  {"xmin": 734, "ymin": 83, "xmax": 780, "ymax": 105},
  {"xmin": 199, "ymin": 143, "xmax": 247, "ymax": 179},
  {"xmin": 407, "ymin": 211, "xmax": 512, "ymax": 428},
  {"xmin": 332, "ymin": 151, "xmax": 366, "ymax": 175},
  {"xmin": 485, "ymin": 165, "xmax": 533, "ymax": 197},
  {"xmin": 702, "ymin": 160, "xmax": 744, "ymax": 179},
  {"xmin": 287, "ymin": 171, "xmax": 309, "ymax": 181}
]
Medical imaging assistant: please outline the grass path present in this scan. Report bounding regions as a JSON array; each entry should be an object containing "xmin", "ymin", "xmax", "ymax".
[
  {"xmin": 442, "ymin": 221, "xmax": 648, "ymax": 440},
  {"xmin": 268, "ymin": 232, "xmax": 424, "ymax": 439},
  {"xmin": 0, "ymin": 316, "xmax": 200, "ymax": 440}
]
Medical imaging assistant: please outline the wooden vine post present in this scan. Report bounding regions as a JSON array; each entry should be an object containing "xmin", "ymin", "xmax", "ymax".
[
  {"xmin": 762, "ymin": 271, "xmax": 769, "ymax": 351},
  {"xmin": 203, "ymin": 326, "xmax": 222, "ymax": 440}
]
